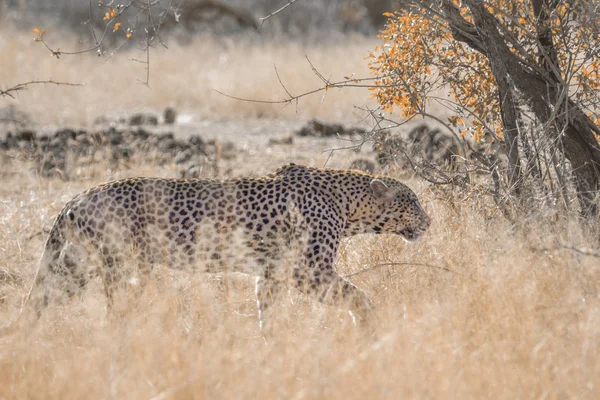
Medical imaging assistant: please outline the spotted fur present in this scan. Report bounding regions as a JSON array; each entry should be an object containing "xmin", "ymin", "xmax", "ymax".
[{"xmin": 19, "ymin": 163, "xmax": 430, "ymax": 327}]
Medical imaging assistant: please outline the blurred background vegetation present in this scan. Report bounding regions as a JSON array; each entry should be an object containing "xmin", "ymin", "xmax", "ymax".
[{"xmin": 1, "ymin": 0, "xmax": 407, "ymax": 39}]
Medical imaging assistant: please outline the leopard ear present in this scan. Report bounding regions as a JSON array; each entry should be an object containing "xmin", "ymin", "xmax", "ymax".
[{"xmin": 370, "ymin": 179, "xmax": 395, "ymax": 202}]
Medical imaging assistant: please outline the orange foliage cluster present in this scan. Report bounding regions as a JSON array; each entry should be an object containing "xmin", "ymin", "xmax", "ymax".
[
  {"xmin": 368, "ymin": 10, "xmax": 498, "ymax": 142},
  {"xmin": 103, "ymin": 7, "xmax": 117, "ymax": 21},
  {"xmin": 102, "ymin": 5, "xmax": 130, "ymax": 38},
  {"xmin": 369, "ymin": 2, "xmax": 600, "ymax": 143},
  {"xmin": 367, "ymin": 12, "xmax": 434, "ymax": 119}
]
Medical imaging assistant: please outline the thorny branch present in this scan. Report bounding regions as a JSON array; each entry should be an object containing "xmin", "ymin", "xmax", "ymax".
[{"xmin": 0, "ymin": 80, "xmax": 83, "ymax": 99}]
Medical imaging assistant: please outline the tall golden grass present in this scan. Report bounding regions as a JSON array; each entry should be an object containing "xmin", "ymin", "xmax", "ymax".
[
  {"xmin": 1, "ymin": 25, "xmax": 599, "ymax": 399},
  {"xmin": 0, "ymin": 151, "xmax": 598, "ymax": 399}
]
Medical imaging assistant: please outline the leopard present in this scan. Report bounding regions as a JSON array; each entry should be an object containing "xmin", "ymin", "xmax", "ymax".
[{"xmin": 11, "ymin": 163, "xmax": 431, "ymax": 330}]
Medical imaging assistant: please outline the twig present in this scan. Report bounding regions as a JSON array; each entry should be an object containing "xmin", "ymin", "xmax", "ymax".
[
  {"xmin": 26, "ymin": 230, "xmax": 50, "ymax": 241},
  {"xmin": 34, "ymin": 1, "xmax": 141, "ymax": 57},
  {"xmin": 256, "ymin": 0, "xmax": 300, "ymax": 32},
  {"xmin": 562, "ymin": 243, "xmax": 600, "ymax": 258},
  {"xmin": 213, "ymin": 74, "xmax": 390, "ymax": 105},
  {"xmin": 305, "ymin": 55, "xmax": 330, "ymax": 86},
  {"xmin": 0, "ymin": 80, "xmax": 82, "ymax": 99},
  {"xmin": 0, "ymin": 268, "xmax": 25, "ymax": 286},
  {"xmin": 532, "ymin": 243, "xmax": 600, "ymax": 258},
  {"xmin": 87, "ymin": 0, "xmax": 100, "ymax": 46},
  {"xmin": 30, "ymin": 0, "xmax": 173, "ymax": 85},
  {"xmin": 346, "ymin": 262, "xmax": 461, "ymax": 277},
  {"xmin": 273, "ymin": 63, "xmax": 293, "ymax": 99},
  {"xmin": 141, "ymin": 0, "xmax": 152, "ymax": 87}
]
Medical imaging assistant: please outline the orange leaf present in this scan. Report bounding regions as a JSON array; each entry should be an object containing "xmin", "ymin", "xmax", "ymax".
[
  {"xmin": 33, "ymin": 28, "xmax": 40, "ymax": 35},
  {"xmin": 113, "ymin": 22, "xmax": 121, "ymax": 32}
]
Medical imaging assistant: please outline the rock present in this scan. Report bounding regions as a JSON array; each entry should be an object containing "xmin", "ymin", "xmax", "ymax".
[
  {"xmin": 90, "ymin": 131, "xmax": 106, "ymax": 145},
  {"xmin": 219, "ymin": 140, "xmax": 237, "ymax": 160},
  {"xmin": 268, "ymin": 136, "xmax": 294, "ymax": 145},
  {"xmin": 109, "ymin": 134, "xmax": 124, "ymax": 146},
  {"xmin": 1, "ymin": 124, "xmax": 230, "ymax": 180},
  {"xmin": 349, "ymin": 159, "xmax": 376, "ymax": 173},
  {"xmin": 296, "ymin": 119, "xmax": 366, "ymax": 138},
  {"xmin": 158, "ymin": 140, "xmax": 185, "ymax": 154},
  {"xmin": 188, "ymin": 135, "xmax": 208, "ymax": 156},
  {"xmin": 181, "ymin": 164, "xmax": 204, "ymax": 179},
  {"xmin": 5, "ymin": 133, "xmax": 18, "ymax": 148},
  {"xmin": 131, "ymin": 128, "xmax": 151, "ymax": 141},
  {"xmin": 188, "ymin": 134, "xmax": 205, "ymax": 147},
  {"xmin": 174, "ymin": 149, "xmax": 194, "ymax": 165},
  {"xmin": 180, "ymin": 160, "xmax": 215, "ymax": 179},
  {"xmin": 0, "ymin": 105, "xmax": 33, "ymax": 128},
  {"xmin": 93, "ymin": 114, "xmax": 127, "ymax": 126},
  {"xmin": 374, "ymin": 124, "xmax": 460, "ymax": 170},
  {"xmin": 111, "ymin": 146, "xmax": 131, "ymax": 163},
  {"xmin": 129, "ymin": 113, "xmax": 159, "ymax": 126},
  {"xmin": 163, "ymin": 107, "xmax": 177, "ymax": 124},
  {"xmin": 157, "ymin": 132, "xmax": 175, "ymax": 142},
  {"xmin": 54, "ymin": 129, "xmax": 77, "ymax": 141},
  {"xmin": 16, "ymin": 130, "xmax": 36, "ymax": 142},
  {"xmin": 40, "ymin": 147, "xmax": 68, "ymax": 179}
]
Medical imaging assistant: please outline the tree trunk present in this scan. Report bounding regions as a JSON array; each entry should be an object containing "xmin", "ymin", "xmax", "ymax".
[
  {"xmin": 497, "ymin": 75, "xmax": 524, "ymax": 198},
  {"xmin": 447, "ymin": 0, "xmax": 600, "ymax": 218}
]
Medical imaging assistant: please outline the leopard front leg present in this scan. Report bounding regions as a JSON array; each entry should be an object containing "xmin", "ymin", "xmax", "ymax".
[
  {"xmin": 295, "ymin": 266, "xmax": 374, "ymax": 324},
  {"xmin": 294, "ymin": 236, "xmax": 374, "ymax": 324},
  {"xmin": 255, "ymin": 273, "xmax": 281, "ymax": 332},
  {"xmin": 98, "ymin": 244, "xmax": 154, "ymax": 316}
]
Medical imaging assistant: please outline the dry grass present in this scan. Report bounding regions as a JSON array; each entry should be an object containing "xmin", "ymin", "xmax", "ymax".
[
  {"xmin": 0, "ymin": 153, "xmax": 599, "ymax": 399},
  {"xmin": 1, "ymin": 24, "xmax": 599, "ymax": 399},
  {"xmin": 0, "ymin": 25, "xmax": 385, "ymax": 127}
]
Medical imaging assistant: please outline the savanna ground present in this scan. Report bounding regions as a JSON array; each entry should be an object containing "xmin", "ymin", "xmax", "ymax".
[{"xmin": 1, "ymin": 20, "xmax": 600, "ymax": 400}]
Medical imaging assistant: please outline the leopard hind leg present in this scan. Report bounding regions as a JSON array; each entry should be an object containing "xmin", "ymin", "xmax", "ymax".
[
  {"xmin": 2, "ymin": 213, "xmax": 91, "ymax": 334},
  {"xmin": 98, "ymin": 242, "xmax": 154, "ymax": 317}
]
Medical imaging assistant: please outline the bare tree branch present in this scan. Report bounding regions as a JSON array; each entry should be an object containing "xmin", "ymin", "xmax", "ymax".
[
  {"xmin": 213, "ymin": 71, "xmax": 387, "ymax": 106},
  {"xmin": 0, "ymin": 80, "xmax": 82, "ymax": 99},
  {"xmin": 346, "ymin": 262, "xmax": 460, "ymax": 278},
  {"xmin": 256, "ymin": 0, "xmax": 300, "ymax": 32}
]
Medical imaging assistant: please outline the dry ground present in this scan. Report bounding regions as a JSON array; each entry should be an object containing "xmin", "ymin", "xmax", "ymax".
[{"xmin": 1, "ymin": 27, "xmax": 600, "ymax": 400}]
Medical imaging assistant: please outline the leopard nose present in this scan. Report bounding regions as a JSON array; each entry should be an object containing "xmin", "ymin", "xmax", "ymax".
[
  {"xmin": 423, "ymin": 213, "xmax": 432, "ymax": 229},
  {"xmin": 414, "ymin": 201, "xmax": 431, "ymax": 229}
]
